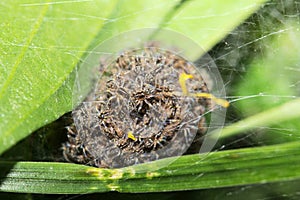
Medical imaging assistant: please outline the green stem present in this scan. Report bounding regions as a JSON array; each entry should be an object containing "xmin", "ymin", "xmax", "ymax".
[
  {"xmin": 211, "ymin": 98, "xmax": 300, "ymax": 139},
  {"xmin": 1, "ymin": 141, "xmax": 300, "ymax": 194}
]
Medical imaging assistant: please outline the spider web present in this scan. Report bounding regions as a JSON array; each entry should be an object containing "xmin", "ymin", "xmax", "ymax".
[
  {"xmin": 211, "ymin": 0, "xmax": 300, "ymax": 148},
  {"xmin": 195, "ymin": 1, "xmax": 300, "ymax": 199},
  {"xmin": 64, "ymin": 1, "xmax": 300, "ymax": 198},
  {"xmin": 1, "ymin": 0, "xmax": 300, "ymax": 199}
]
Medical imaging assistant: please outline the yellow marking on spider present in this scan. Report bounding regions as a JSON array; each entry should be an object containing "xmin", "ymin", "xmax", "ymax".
[
  {"xmin": 179, "ymin": 72, "xmax": 194, "ymax": 95},
  {"xmin": 128, "ymin": 131, "xmax": 137, "ymax": 141},
  {"xmin": 192, "ymin": 93, "xmax": 230, "ymax": 108},
  {"xmin": 179, "ymin": 72, "xmax": 230, "ymax": 108}
]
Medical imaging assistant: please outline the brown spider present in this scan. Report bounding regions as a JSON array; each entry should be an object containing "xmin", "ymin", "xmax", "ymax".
[{"xmin": 62, "ymin": 46, "xmax": 227, "ymax": 168}]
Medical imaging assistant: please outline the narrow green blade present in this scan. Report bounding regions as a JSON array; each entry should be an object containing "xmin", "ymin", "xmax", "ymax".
[{"xmin": 1, "ymin": 141, "xmax": 300, "ymax": 194}]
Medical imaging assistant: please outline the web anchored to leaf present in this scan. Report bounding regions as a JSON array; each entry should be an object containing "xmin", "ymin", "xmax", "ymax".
[
  {"xmin": 66, "ymin": 46, "xmax": 226, "ymax": 168},
  {"xmin": 1, "ymin": 0, "xmax": 300, "ymax": 198}
]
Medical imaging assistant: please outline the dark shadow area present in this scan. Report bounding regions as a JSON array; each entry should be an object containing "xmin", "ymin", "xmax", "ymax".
[
  {"xmin": 0, "ymin": 112, "xmax": 72, "ymax": 163},
  {"xmin": 0, "ymin": 161, "xmax": 17, "ymax": 190},
  {"xmin": 0, "ymin": 113, "xmax": 71, "ymax": 194}
]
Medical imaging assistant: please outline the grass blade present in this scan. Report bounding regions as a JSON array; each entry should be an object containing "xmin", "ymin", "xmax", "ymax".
[
  {"xmin": 1, "ymin": 141, "xmax": 300, "ymax": 194},
  {"xmin": 212, "ymin": 98, "xmax": 300, "ymax": 139}
]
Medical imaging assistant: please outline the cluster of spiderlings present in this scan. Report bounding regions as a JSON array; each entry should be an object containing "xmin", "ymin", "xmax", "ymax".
[{"xmin": 63, "ymin": 47, "xmax": 212, "ymax": 168}]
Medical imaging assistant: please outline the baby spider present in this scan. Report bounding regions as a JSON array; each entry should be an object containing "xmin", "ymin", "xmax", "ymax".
[{"xmin": 63, "ymin": 46, "xmax": 226, "ymax": 168}]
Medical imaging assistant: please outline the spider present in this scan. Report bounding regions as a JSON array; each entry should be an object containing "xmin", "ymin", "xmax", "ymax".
[{"xmin": 63, "ymin": 46, "xmax": 228, "ymax": 168}]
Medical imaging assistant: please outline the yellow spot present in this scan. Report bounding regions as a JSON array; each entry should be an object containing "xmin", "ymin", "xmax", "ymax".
[
  {"xmin": 128, "ymin": 131, "xmax": 137, "ymax": 141},
  {"xmin": 107, "ymin": 183, "xmax": 120, "ymax": 191},
  {"xmin": 110, "ymin": 169, "xmax": 123, "ymax": 180},
  {"xmin": 179, "ymin": 72, "xmax": 230, "ymax": 108},
  {"xmin": 179, "ymin": 72, "xmax": 194, "ymax": 95},
  {"xmin": 86, "ymin": 168, "xmax": 101, "ymax": 176},
  {"xmin": 193, "ymin": 93, "xmax": 230, "ymax": 108},
  {"xmin": 87, "ymin": 168, "xmax": 124, "ymax": 181},
  {"xmin": 146, "ymin": 172, "xmax": 160, "ymax": 179},
  {"xmin": 86, "ymin": 168, "xmax": 107, "ymax": 180}
]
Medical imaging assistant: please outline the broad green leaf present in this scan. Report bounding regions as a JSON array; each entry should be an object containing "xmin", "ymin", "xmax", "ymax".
[
  {"xmin": 1, "ymin": 141, "xmax": 300, "ymax": 194},
  {"xmin": 164, "ymin": 0, "xmax": 269, "ymax": 56},
  {"xmin": 0, "ymin": 0, "xmax": 180, "ymax": 155},
  {"xmin": 0, "ymin": 0, "xmax": 117, "ymax": 154}
]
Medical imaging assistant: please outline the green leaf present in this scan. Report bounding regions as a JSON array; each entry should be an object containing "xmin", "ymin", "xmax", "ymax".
[
  {"xmin": 211, "ymin": 98, "xmax": 300, "ymax": 140},
  {"xmin": 1, "ymin": 141, "xmax": 300, "ymax": 194},
  {"xmin": 164, "ymin": 0, "xmax": 268, "ymax": 57},
  {"xmin": 0, "ymin": 0, "xmax": 180, "ymax": 155},
  {"xmin": 0, "ymin": 0, "xmax": 116, "ymax": 154}
]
